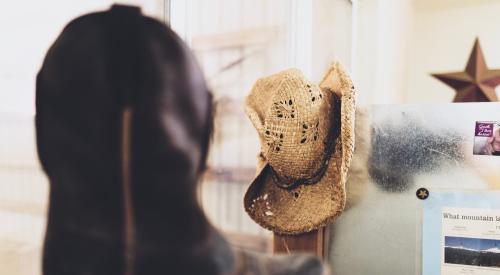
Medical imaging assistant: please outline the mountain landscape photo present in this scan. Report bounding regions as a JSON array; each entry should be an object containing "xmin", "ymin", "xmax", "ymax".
[{"xmin": 444, "ymin": 236, "xmax": 500, "ymax": 268}]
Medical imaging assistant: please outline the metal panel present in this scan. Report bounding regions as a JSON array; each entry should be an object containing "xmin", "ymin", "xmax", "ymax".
[{"xmin": 329, "ymin": 103, "xmax": 500, "ymax": 275}]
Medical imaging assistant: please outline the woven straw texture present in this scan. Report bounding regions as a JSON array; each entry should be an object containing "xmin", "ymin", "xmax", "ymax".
[{"xmin": 244, "ymin": 62, "xmax": 355, "ymax": 234}]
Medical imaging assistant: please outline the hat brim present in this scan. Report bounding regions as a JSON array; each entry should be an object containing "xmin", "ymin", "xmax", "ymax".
[{"xmin": 243, "ymin": 138, "xmax": 345, "ymax": 235}]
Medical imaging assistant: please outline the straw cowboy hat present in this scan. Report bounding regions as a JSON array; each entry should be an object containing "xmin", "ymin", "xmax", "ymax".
[{"xmin": 244, "ymin": 62, "xmax": 356, "ymax": 234}]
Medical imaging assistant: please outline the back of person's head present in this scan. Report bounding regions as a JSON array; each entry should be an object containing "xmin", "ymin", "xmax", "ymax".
[{"xmin": 36, "ymin": 5, "xmax": 232, "ymax": 275}]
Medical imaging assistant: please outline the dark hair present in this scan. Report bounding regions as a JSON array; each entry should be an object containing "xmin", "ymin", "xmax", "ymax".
[{"xmin": 36, "ymin": 5, "xmax": 233, "ymax": 275}]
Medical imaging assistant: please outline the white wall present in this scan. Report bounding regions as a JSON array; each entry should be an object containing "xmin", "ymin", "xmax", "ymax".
[{"xmin": 311, "ymin": 0, "xmax": 352, "ymax": 82}]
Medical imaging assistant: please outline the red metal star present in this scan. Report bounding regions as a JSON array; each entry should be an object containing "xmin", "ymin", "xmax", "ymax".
[{"xmin": 432, "ymin": 38, "xmax": 500, "ymax": 102}]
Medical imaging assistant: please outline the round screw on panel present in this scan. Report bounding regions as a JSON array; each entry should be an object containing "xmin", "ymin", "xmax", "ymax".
[{"xmin": 416, "ymin": 188, "xmax": 429, "ymax": 200}]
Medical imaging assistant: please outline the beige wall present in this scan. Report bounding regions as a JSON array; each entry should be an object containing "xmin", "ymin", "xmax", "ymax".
[
  {"xmin": 408, "ymin": 0, "xmax": 500, "ymax": 103},
  {"xmin": 354, "ymin": 0, "xmax": 500, "ymax": 105}
]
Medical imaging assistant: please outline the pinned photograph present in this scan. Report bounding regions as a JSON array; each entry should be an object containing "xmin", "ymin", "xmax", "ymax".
[
  {"xmin": 473, "ymin": 121, "xmax": 500, "ymax": 156},
  {"xmin": 444, "ymin": 236, "xmax": 500, "ymax": 268}
]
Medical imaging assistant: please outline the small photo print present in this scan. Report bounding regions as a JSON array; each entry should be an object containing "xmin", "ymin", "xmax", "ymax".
[
  {"xmin": 473, "ymin": 121, "xmax": 500, "ymax": 156},
  {"xmin": 444, "ymin": 236, "xmax": 500, "ymax": 268}
]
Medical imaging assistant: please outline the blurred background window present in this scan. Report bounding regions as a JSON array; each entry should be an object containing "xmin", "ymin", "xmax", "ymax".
[
  {"xmin": 0, "ymin": 1, "xmax": 164, "ymax": 274},
  {"xmin": 168, "ymin": 0, "xmax": 353, "ymax": 248},
  {"xmin": 0, "ymin": 1, "xmax": 353, "ymax": 271}
]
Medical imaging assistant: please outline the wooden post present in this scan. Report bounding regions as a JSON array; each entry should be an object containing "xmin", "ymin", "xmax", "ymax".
[{"xmin": 272, "ymin": 226, "xmax": 329, "ymax": 259}]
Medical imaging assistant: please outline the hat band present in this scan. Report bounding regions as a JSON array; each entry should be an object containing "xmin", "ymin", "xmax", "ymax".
[{"xmin": 269, "ymin": 93, "xmax": 341, "ymax": 189}]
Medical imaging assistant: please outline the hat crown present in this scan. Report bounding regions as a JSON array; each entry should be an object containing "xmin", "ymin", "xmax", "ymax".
[{"xmin": 246, "ymin": 69, "xmax": 336, "ymax": 181}]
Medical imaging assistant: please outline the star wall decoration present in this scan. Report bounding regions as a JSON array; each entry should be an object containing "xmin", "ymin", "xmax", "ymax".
[{"xmin": 432, "ymin": 38, "xmax": 500, "ymax": 102}]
